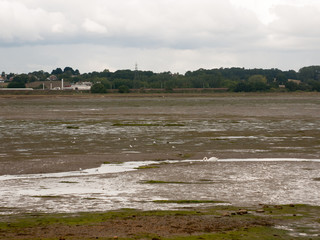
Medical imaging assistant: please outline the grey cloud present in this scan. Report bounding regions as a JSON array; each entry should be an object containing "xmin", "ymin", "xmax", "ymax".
[
  {"xmin": 1, "ymin": 0, "xmax": 320, "ymax": 74},
  {"xmin": 267, "ymin": 4, "xmax": 320, "ymax": 50},
  {"xmin": 0, "ymin": 0, "xmax": 264, "ymax": 49},
  {"xmin": 0, "ymin": 0, "xmax": 77, "ymax": 45}
]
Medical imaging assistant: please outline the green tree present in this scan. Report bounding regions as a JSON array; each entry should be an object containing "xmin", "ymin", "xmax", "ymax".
[
  {"xmin": 91, "ymin": 83, "xmax": 106, "ymax": 93},
  {"xmin": 51, "ymin": 68, "xmax": 63, "ymax": 75},
  {"xmin": 234, "ymin": 81, "xmax": 252, "ymax": 92},
  {"xmin": 113, "ymin": 79, "xmax": 133, "ymax": 89},
  {"xmin": 113, "ymin": 70, "xmax": 134, "ymax": 80},
  {"xmin": 308, "ymin": 80, "xmax": 320, "ymax": 91},
  {"xmin": 248, "ymin": 75, "xmax": 269, "ymax": 91},
  {"xmin": 118, "ymin": 85, "xmax": 130, "ymax": 93},
  {"xmin": 299, "ymin": 66, "xmax": 320, "ymax": 81},
  {"xmin": 248, "ymin": 75, "xmax": 267, "ymax": 84},
  {"xmin": 7, "ymin": 81, "xmax": 26, "ymax": 88},
  {"xmin": 101, "ymin": 79, "xmax": 112, "ymax": 89},
  {"xmin": 7, "ymin": 74, "xmax": 27, "ymax": 88},
  {"xmin": 285, "ymin": 81, "xmax": 299, "ymax": 91}
]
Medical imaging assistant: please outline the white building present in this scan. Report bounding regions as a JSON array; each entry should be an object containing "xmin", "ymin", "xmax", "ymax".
[{"xmin": 64, "ymin": 82, "xmax": 92, "ymax": 90}]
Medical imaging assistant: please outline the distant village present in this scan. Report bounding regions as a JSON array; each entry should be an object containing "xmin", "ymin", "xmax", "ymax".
[
  {"xmin": 0, "ymin": 72, "xmax": 92, "ymax": 91},
  {"xmin": 1, "ymin": 65, "xmax": 320, "ymax": 93}
]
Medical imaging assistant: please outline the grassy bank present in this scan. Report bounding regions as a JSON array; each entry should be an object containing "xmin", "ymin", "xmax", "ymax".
[{"xmin": 0, "ymin": 204, "xmax": 319, "ymax": 239}]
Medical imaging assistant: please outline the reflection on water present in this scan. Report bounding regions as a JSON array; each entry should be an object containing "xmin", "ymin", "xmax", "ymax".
[{"xmin": 0, "ymin": 158, "xmax": 319, "ymax": 214}]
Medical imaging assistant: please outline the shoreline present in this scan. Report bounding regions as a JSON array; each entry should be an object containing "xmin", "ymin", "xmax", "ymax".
[
  {"xmin": 1, "ymin": 152, "xmax": 319, "ymax": 176},
  {"xmin": 1, "ymin": 157, "xmax": 320, "ymax": 180}
]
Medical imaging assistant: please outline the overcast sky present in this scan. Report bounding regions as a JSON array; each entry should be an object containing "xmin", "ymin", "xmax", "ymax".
[{"xmin": 1, "ymin": 0, "xmax": 320, "ymax": 74}]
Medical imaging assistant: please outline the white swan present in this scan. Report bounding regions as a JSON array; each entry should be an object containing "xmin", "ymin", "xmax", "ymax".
[{"xmin": 203, "ymin": 156, "xmax": 218, "ymax": 161}]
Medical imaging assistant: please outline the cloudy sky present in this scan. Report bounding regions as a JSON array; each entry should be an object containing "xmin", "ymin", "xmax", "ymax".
[{"xmin": 1, "ymin": 0, "xmax": 320, "ymax": 74}]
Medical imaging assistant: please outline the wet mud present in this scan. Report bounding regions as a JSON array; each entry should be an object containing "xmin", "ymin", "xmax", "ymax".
[
  {"xmin": 0, "ymin": 93, "xmax": 319, "ymax": 214},
  {"xmin": 0, "ymin": 159, "xmax": 319, "ymax": 214}
]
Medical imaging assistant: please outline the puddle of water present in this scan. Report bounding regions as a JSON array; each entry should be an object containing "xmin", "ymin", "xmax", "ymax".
[
  {"xmin": 275, "ymin": 224, "xmax": 320, "ymax": 238},
  {"xmin": 0, "ymin": 159, "xmax": 218, "ymax": 181},
  {"xmin": 0, "ymin": 161, "xmax": 158, "ymax": 181},
  {"xmin": 0, "ymin": 158, "xmax": 319, "ymax": 214}
]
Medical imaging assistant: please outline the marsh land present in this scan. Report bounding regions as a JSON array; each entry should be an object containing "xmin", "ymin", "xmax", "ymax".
[
  {"xmin": 1, "ymin": 92, "xmax": 319, "ymax": 175},
  {"xmin": 0, "ymin": 92, "xmax": 319, "ymax": 239}
]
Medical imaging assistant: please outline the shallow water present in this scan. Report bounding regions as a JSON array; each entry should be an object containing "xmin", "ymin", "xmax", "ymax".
[
  {"xmin": 0, "ymin": 158, "xmax": 319, "ymax": 214},
  {"xmin": 0, "ymin": 95, "xmax": 320, "ymax": 214}
]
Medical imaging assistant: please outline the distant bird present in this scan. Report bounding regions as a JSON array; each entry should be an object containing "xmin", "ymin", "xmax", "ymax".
[
  {"xmin": 134, "ymin": 138, "xmax": 137, "ymax": 141},
  {"xmin": 203, "ymin": 157, "xmax": 218, "ymax": 161},
  {"xmin": 172, "ymin": 146, "xmax": 175, "ymax": 149},
  {"xmin": 209, "ymin": 157, "xmax": 218, "ymax": 161},
  {"xmin": 129, "ymin": 145, "xmax": 133, "ymax": 148}
]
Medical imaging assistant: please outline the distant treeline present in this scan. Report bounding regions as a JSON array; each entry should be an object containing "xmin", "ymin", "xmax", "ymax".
[{"xmin": 2, "ymin": 65, "xmax": 320, "ymax": 92}]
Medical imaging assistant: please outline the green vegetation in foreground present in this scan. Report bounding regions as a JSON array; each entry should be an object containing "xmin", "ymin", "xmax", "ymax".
[
  {"xmin": 0, "ymin": 204, "xmax": 319, "ymax": 239},
  {"xmin": 153, "ymin": 200, "xmax": 227, "ymax": 204},
  {"xmin": 0, "ymin": 208, "xmax": 199, "ymax": 230},
  {"xmin": 163, "ymin": 226, "xmax": 290, "ymax": 240},
  {"xmin": 135, "ymin": 165, "xmax": 160, "ymax": 169},
  {"xmin": 261, "ymin": 204, "xmax": 320, "ymax": 219},
  {"xmin": 103, "ymin": 161, "xmax": 123, "ymax": 165}
]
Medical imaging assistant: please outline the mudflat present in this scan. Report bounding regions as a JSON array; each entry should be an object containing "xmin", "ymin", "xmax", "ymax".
[
  {"xmin": 0, "ymin": 92, "xmax": 319, "ymax": 175},
  {"xmin": 1, "ymin": 93, "xmax": 320, "ymax": 239}
]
